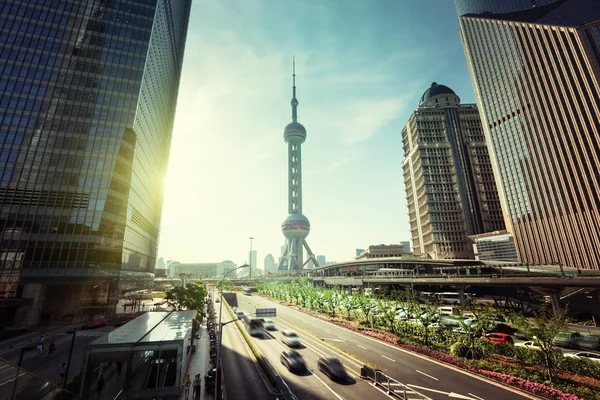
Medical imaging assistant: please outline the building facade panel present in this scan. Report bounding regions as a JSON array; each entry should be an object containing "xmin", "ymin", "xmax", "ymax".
[
  {"xmin": 0, "ymin": 0, "xmax": 192, "ymax": 326},
  {"xmin": 458, "ymin": 0, "xmax": 600, "ymax": 269}
]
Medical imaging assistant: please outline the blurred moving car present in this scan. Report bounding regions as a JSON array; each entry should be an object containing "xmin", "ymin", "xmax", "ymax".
[
  {"xmin": 318, "ymin": 356, "xmax": 348, "ymax": 381},
  {"xmin": 515, "ymin": 340, "xmax": 562, "ymax": 353},
  {"xmin": 264, "ymin": 319, "xmax": 276, "ymax": 330},
  {"xmin": 553, "ymin": 332, "xmax": 582, "ymax": 348},
  {"xmin": 483, "ymin": 332, "xmax": 514, "ymax": 345},
  {"xmin": 282, "ymin": 330, "xmax": 301, "ymax": 347},
  {"xmin": 573, "ymin": 335, "xmax": 600, "ymax": 351},
  {"xmin": 564, "ymin": 351, "xmax": 600, "ymax": 363},
  {"xmin": 280, "ymin": 350, "xmax": 306, "ymax": 372}
]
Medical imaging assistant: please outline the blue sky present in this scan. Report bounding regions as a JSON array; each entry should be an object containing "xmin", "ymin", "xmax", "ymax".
[{"xmin": 157, "ymin": 0, "xmax": 476, "ymax": 266}]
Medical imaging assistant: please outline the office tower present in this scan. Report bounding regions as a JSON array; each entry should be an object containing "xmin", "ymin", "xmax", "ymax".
[
  {"xmin": 0, "ymin": 1, "xmax": 192, "ymax": 326},
  {"xmin": 249, "ymin": 250, "xmax": 257, "ymax": 275},
  {"xmin": 277, "ymin": 60, "xmax": 319, "ymax": 271},
  {"xmin": 316, "ymin": 255, "xmax": 326, "ymax": 266},
  {"xmin": 402, "ymin": 83, "xmax": 505, "ymax": 259},
  {"xmin": 400, "ymin": 241, "xmax": 411, "ymax": 253},
  {"xmin": 456, "ymin": 0, "xmax": 600, "ymax": 269},
  {"xmin": 264, "ymin": 254, "xmax": 275, "ymax": 274}
]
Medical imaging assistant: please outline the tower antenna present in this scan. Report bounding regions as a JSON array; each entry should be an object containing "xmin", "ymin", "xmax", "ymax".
[{"xmin": 291, "ymin": 56, "xmax": 298, "ymax": 122}]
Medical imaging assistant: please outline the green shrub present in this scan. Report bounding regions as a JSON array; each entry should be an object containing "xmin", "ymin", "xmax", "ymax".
[
  {"xmin": 557, "ymin": 356, "xmax": 600, "ymax": 380},
  {"xmin": 450, "ymin": 341, "xmax": 471, "ymax": 358}
]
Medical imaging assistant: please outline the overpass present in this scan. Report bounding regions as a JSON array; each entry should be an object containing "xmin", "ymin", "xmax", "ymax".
[{"xmin": 308, "ymin": 257, "xmax": 600, "ymax": 314}]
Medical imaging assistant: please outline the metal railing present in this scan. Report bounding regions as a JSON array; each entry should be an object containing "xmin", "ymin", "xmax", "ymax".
[{"xmin": 361, "ymin": 365, "xmax": 427, "ymax": 399}]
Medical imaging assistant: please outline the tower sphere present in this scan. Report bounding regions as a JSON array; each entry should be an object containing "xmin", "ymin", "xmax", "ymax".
[
  {"xmin": 281, "ymin": 213, "xmax": 310, "ymax": 240},
  {"xmin": 284, "ymin": 122, "xmax": 306, "ymax": 143}
]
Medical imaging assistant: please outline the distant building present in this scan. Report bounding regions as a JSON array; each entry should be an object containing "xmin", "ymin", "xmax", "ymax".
[
  {"xmin": 172, "ymin": 261, "xmax": 237, "ymax": 278},
  {"xmin": 400, "ymin": 242, "xmax": 411, "ymax": 253},
  {"xmin": 264, "ymin": 254, "xmax": 276, "ymax": 274},
  {"xmin": 316, "ymin": 255, "xmax": 326, "ymax": 266},
  {"xmin": 356, "ymin": 245, "xmax": 408, "ymax": 260},
  {"xmin": 155, "ymin": 257, "xmax": 167, "ymax": 277},
  {"xmin": 355, "ymin": 249, "xmax": 365, "ymax": 257},
  {"xmin": 401, "ymin": 82, "xmax": 505, "ymax": 260},
  {"xmin": 469, "ymin": 231, "xmax": 518, "ymax": 262},
  {"xmin": 249, "ymin": 250, "xmax": 257, "ymax": 275}
]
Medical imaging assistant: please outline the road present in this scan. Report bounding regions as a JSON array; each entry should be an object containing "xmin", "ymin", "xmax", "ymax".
[
  {"xmin": 237, "ymin": 293, "xmax": 535, "ymax": 400},
  {"xmin": 216, "ymin": 297, "xmax": 277, "ymax": 400},
  {"xmin": 0, "ymin": 325, "xmax": 114, "ymax": 399}
]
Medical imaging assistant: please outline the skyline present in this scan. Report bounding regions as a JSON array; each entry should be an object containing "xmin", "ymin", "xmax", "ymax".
[{"xmin": 157, "ymin": 0, "xmax": 477, "ymax": 264}]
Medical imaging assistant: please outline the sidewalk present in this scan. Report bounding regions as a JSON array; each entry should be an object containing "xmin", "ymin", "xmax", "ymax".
[{"xmin": 181, "ymin": 313, "xmax": 214, "ymax": 400}]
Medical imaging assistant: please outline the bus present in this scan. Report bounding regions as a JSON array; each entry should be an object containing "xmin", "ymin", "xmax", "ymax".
[
  {"xmin": 244, "ymin": 317, "xmax": 264, "ymax": 336},
  {"xmin": 436, "ymin": 292, "xmax": 474, "ymax": 304}
]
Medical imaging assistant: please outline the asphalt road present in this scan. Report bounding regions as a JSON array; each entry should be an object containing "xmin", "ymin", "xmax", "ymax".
[
  {"xmin": 215, "ymin": 299, "xmax": 277, "ymax": 400},
  {"xmin": 238, "ymin": 294, "xmax": 535, "ymax": 400}
]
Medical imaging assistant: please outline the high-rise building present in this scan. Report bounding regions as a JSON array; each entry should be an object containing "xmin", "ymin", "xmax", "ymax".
[
  {"xmin": 402, "ymin": 83, "xmax": 505, "ymax": 259},
  {"xmin": 399, "ymin": 241, "xmax": 411, "ymax": 253},
  {"xmin": 249, "ymin": 250, "xmax": 257, "ymax": 275},
  {"xmin": 456, "ymin": 0, "xmax": 600, "ymax": 269},
  {"xmin": 316, "ymin": 255, "xmax": 326, "ymax": 266},
  {"xmin": 277, "ymin": 61, "xmax": 319, "ymax": 271},
  {"xmin": 0, "ymin": 1, "xmax": 192, "ymax": 326},
  {"xmin": 264, "ymin": 254, "xmax": 275, "ymax": 274}
]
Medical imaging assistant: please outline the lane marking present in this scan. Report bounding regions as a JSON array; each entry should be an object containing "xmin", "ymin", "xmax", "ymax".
[
  {"xmin": 407, "ymin": 385, "xmax": 477, "ymax": 400},
  {"xmin": 324, "ymin": 330, "xmax": 331, "ymax": 333},
  {"xmin": 381, "ymin": 355, "xmax": 396, "ymax": 363},
  {"xmin": 357, "ymin": 344, "xmax": 367, "ymax": 350},
  {"xmin": 0, "ymin": 372, "xmax": 26, "ymax": 387},
  {"xmin": 416, "ymin": 370, "xmax": 438, "ymax": 381},
  {"xmin": 468, "ymin": 394, "xmax": 485, "ymax": 400},
  {"xmin": 306, "ymin": 367, "xmax": 346, "ymax": 400},
  {"xmin": 337, "ymin": 336, "xmax": 346, "ymax": 340}
]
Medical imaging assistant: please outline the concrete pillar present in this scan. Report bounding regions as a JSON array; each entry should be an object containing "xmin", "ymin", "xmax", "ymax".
[
  {"xmin": 458, "ymin": 288, "xmax": 465, "ymax": 306},
  {"xmin": 549, "ymin": 292, "xmax": 562, "ymax": 315},
  {"xmin": 13, "ymin": 284, "xmax": 46, "ymax": 326}
]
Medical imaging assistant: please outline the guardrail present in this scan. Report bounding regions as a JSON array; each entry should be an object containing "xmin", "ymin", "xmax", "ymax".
[{"xmin": 361, "ymin": 365, "xmax": 427, "ymax": 400}]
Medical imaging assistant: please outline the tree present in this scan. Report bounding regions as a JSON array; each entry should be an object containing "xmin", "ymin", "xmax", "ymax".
[
  {"xmin": 456, "ymin": 304, "xmax": 495, "ymax": 360},
  {"xmin": 356, "ymin": 293, "xmax": 375, "ymax": 327},
  {"xmin": 165, "ymin": 282, "xmax": 208, "ymax": 312},
  {"xmin": 406, "ymin": 298, "xmax": 439, "ymax": 347},
  {"xmin": 509, "ymin": 306, "xmax": 568, "ymax": 382},
  {"xmin": 216, "ymin": 279, "xmax": 232, "ymax": 291}
]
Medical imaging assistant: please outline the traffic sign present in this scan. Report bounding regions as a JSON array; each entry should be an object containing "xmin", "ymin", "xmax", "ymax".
[{"xmin": 255, "ymin": 308, "xmax": 276, "ymax": 317}]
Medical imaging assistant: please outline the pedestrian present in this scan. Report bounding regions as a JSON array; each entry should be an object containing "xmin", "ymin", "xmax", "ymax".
[
  {"xmin": 116, "ymin": 361, "xmax": 123, "ymax": 376},
  {"xmin": 48, "ymin": 341, "xmax": 56, "ymax": 356},
  {"xmin": 192, "ymin": 374, "xmax": 201, "ymax": 399},
  {"xmin": 36, "ymin": 343, "xmax": 44, "ymax": 357},
  {"xmin": 183, "ymin": 375, "xmax": 191, "ymax": 398},
  {"xmin": 59, "ymin": 363, "xmax": 67, "ymax": 384},
  {"xmin": 96, "ymin": 374, "xmax": 105, "ymax": 395}
]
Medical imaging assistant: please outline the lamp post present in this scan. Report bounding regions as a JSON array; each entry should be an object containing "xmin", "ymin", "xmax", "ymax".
[
  {"xmin": 216, "ymin": 264, "xmax": 249, "ymax": 398},
  {"xmin": 249, "ymin": 237, "xmax": 254, "ymax": 281}
]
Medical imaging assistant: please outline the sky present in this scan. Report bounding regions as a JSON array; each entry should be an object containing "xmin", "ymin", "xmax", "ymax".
[{"xmin": 157, "ymin": 0, "xmax": 477, "ymax": 267}]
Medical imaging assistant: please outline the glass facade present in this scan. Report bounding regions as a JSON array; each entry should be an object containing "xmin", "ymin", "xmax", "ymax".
[
  {"xmin": 454, "ymin": 0, "xmax": 558, "ymax": 17},
  {"xmin": 0, "ymin": 0, "xmax": 192, "ymax": 326},
  {"xmin": 402, "ymin": 85, "xmax": 505, "ymax": 260},
  {"xmin": 457, "ymin": 0, "xmax": 600, "ymax": 269}
]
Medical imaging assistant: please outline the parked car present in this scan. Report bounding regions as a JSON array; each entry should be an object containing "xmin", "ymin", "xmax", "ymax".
[
  {"xmin": 483, "ymin": 333, "xmax": 514, "ymax": 345},
  {"xmin": 264, "ymin": 319, "xmax": 276, "ymax": 330},
  {"xmin": 554, "ymin": 332, "xmax": 583, "ymax": 348},
  {"xmin": 564, "ymin": 352, "xmax": 600, "ymax": 363},
  {"xmin": 318, "ymin": 356, "xmax": 348, "ymax": 381},
  {"xmin": 280, "ymin": 350, "xmax": 306, "ymax": 372},
  {"xmin": 236, "ymin": 311, "xmax": 245, "ymax": 320},
  {"xmin": 282, "ymin": 330, "xmax": 301, "ymax": 347}
]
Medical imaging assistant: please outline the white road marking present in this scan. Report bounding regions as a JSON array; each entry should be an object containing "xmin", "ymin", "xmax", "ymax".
[
  {"xmin": 306, "ymin": 368, "xmax": 346, "ymax": 400},
  {"xmin": 381, "ymin": 355, "xmax": 396, "ymax": 362},
  {"xmin": 356, "ymin": 344, "xmax": 367, "ymax": 350},
  {"xmin": 407, "ymin": 385, "xmax": 477, "ymax": 400},
  {"xmin": 323, "ymin": 338, "xmax": 344, "ymax": 342},
  {"xmin": 468, "ymin": 394, "xmax": 485, "ymax": 400},
  {"xmin": 324, "ymin": 330, "xmax": 331, "ymax": 333},
  {"xmin": 416, "ymin": 370, "xmax": 438, "ymax": 381},
  {"xmin": 337, "ymin": 336, "xmax": 346, "ymax": 340},
  {"xmin": 0, "ymin": 372, "xmax": 26, "ymax": 387}
]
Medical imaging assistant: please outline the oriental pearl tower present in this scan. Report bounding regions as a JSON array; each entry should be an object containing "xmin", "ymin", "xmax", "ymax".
[{"xmin": 277, "ymin": 59, "xmax": 319, "ymax": 272}]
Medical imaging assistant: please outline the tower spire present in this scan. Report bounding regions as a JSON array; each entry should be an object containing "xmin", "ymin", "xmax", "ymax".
[{"xmin": 291, "ymin": 56, "xmax": 298, "ymax": 123}]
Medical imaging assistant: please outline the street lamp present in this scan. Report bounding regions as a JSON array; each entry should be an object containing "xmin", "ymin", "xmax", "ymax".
[
  {"xmin": 249, "ymin": 237, "xmax": 254, "ymax": 280},
  {"xmin": 215, "ymin": 263, "xmax": 249, "ymax": 397}
]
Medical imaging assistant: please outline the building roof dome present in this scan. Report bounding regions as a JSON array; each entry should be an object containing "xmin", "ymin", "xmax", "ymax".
[
  {"xmin": 284, "ymin": 122, "xmax": 307, "ymax": 141},
  {"xmin": 420, "ymin": 82, "xmax": 456, "ymax": 103}
]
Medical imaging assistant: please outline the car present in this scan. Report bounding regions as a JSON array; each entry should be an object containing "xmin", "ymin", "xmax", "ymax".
[
  {"xmin": 264, "ymin": 319, "xmax": 276, "ymax": 330},
  {"xmin": 318, "ymin": 356, "xmax": 348, "ymax": 381},
  {"xmin": 282, "ymin": 330, "xmax": 301, "ymax": 347},
  {"xmin": 483, "ymin": 333, "xmax": 514, "ymax": 345},
  {"xmin": 215, "ymin": 298, "xmax": 220, "ymax": 303},
  {"xmin": 554, "ymin": 332, "xmax": 582, "ymax": 348},
  {"xmin": 236, "ymin": 311, "xmax": 245, "ymax": 320},
  {"xmin": 280, "ymin": 350, "xmax": 306, "ymax": 372},
  {"xmin": 515, "ymin": 341, "xmax": 562, "ymax": 353},
  {"xmin": 573, "ymin": 335, "xmax": 600, "ymax": 351},
  {"xmin": 564, "ymin": 351, "xmax": 600, "ymax": 363}
]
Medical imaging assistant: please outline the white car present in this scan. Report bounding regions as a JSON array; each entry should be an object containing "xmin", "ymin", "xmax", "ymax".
[
  {"xmin": 282, "ymin": 330, "xmax": 301, "ymax": 347},
  {"xmin": 564, "ymin": 352, "xmax": 600, "ymax": 363},
  {"xmin": 264, "ymin": 319, "xmax": 276, "ymax": 330},
  {"xmin": 515, "ymin": 341, "xmax": 562, "ymax": 353}
]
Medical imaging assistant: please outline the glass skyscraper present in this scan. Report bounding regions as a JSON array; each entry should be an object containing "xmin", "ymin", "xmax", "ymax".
[
  {"xmin": 0, "ymin": 0, "xmax": 192, "ymax": 326},
  {"xmin": 456, "ymin": 0, "xmax": 600, "ymax": 269},
  {"xmin": 402, "ymin": 83, "xmax": 505, "ymax": 259}
]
